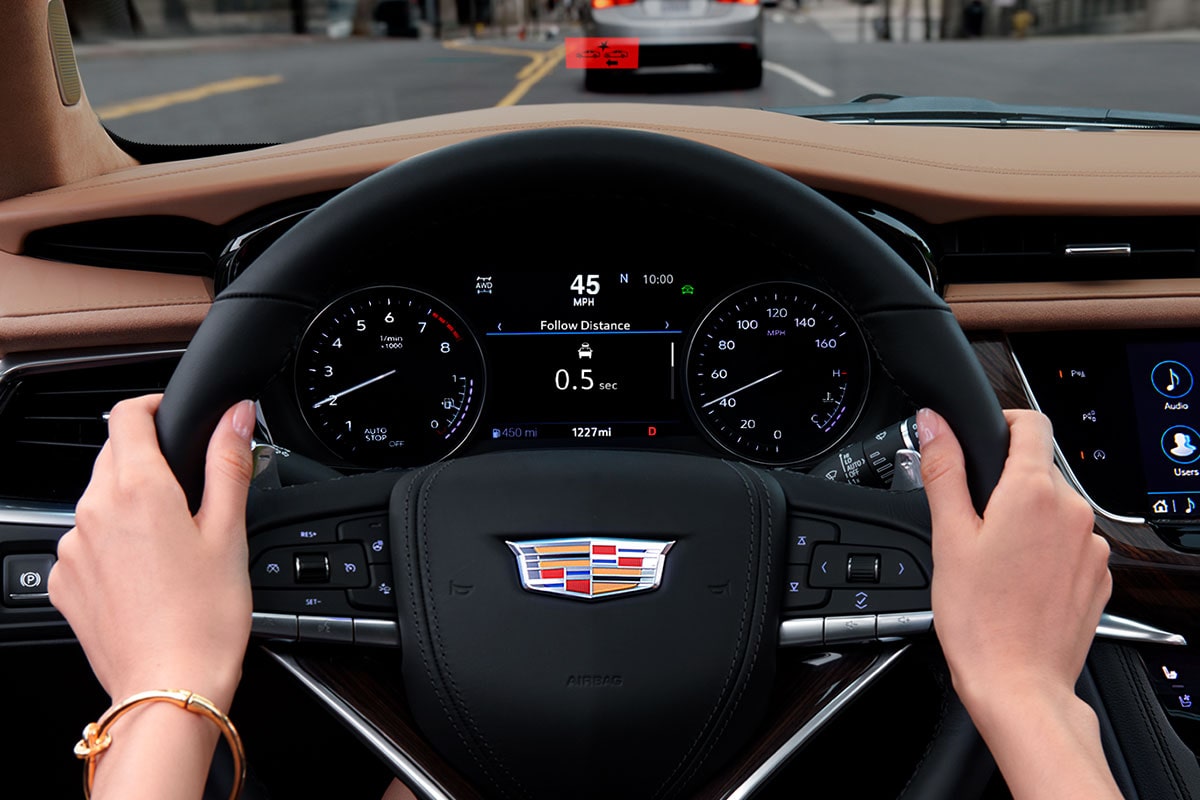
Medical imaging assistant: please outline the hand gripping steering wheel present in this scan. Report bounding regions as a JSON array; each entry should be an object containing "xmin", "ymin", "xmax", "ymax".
[{"xmin": 156, "ymin": 127, "xmax": 1009, "ymax": 800}]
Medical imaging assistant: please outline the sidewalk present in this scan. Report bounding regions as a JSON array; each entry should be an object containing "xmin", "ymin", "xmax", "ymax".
[{"xmin": 766, "ymin": 0, "xmax": 942, "ymax": 43}]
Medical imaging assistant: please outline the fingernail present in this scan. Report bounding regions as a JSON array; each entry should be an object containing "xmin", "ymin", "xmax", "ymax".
[
  {"xmin": 232, "ymin": 400, "xmax": 256, "ymax": 443},
  {"xmin": 916, "ymin": 408, "xmax": 943, "ymax": 447}
]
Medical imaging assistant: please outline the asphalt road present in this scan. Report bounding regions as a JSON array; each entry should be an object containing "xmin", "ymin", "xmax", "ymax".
[{"xmin": 75, "ymin": 4, "xmax": 1200, "ymax": 145}]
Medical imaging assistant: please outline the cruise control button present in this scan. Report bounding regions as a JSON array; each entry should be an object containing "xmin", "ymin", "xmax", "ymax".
[
  {"xmin": 253, "ymin": 589, "xmax": 355, "ymax": 617},
  {"xmin": 347, "ymin": 564, "xmax": 398, "ymax": 611},
  {"xmin": 338, "ymin": 515, "xmax": 390, "ymax": 564},
  {"xmin": 250, "ymin": 550, "xmax": 295, "ymax": 588},
  {"xmin": 249, "ymin": 519, "xmax": 338, "ymax": 551},
  {"xmin": 295, "ymin": 552, "xmax": 330, "ymax": 583}
]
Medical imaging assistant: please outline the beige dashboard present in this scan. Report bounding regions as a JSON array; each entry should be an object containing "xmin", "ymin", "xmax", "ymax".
[{"xmin": 2, "ymin": 101, "xmax": 1200, "ymax": 357}]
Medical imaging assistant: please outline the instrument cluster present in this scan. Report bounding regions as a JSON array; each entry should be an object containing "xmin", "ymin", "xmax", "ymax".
[{"xmin": 285, "ymin": 269, "xmax": 885, "ymax": 470}]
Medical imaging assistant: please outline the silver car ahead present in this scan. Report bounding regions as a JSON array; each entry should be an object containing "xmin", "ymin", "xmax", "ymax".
[{"xmin": 580, "ymin": 0, "xmax": 764, "ymax": 89}]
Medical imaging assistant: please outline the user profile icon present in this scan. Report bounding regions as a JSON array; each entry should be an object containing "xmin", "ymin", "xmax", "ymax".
[{"xmin": 1162, "ymin": 425, "xmax": 1200, "ymax": 465}]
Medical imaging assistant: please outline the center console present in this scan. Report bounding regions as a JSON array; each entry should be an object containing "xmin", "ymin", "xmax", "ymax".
[{"xmin": 1011, "ymin": 330, "xmax": 1200, "ymax": 542}]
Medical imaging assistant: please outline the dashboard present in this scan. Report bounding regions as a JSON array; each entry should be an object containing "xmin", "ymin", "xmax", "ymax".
[
  {"xmin": 6, "ymin": 100, "xmax": 1200, "ymax": 799},
  {"xmin": 262, "ymin": 267, "xmax": 907, "ymax": 475}
]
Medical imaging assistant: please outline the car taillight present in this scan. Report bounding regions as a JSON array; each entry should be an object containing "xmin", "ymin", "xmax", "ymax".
[{"xmin": 592, "ymin": 0, "xmax": 637, "ymax": 8}]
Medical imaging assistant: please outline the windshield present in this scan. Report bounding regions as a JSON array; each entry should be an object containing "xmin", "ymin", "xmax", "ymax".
[{"xmin": 69, "ymin": 0, "xmax": 1200, "ymax": 145}]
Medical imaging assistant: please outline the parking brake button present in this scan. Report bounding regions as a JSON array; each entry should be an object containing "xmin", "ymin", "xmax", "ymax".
[{"xmin": 3, "ymin": 554, "xmax": 56, "ymax": 607}]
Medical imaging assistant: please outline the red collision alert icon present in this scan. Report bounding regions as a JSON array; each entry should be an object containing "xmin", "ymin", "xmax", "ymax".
[{"xmin": 565, "ymin": 38, "xmax": 640, "ymax": 69}]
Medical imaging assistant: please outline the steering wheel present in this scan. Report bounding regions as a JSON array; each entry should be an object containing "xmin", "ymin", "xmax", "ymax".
[{"xmin": 155, "ymin": 127, "xmax": 1010, "ymax": 799}]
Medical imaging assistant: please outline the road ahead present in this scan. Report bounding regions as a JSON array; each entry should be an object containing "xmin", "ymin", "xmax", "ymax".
[{"xmin": 76, "ymin": 3, "xmax": 1200, "ymax": 144}]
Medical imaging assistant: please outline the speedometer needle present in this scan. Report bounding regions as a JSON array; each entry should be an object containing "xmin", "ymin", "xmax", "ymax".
[
  {"xmin": 702, "ymin": 369, "xmax": 783, "ymax": 409},
  {"xmin": 312, "ymin": 369, "xmax": 397, "ymax": 409}
]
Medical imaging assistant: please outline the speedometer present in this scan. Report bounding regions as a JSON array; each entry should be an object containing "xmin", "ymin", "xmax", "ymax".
[
  {"xmin": 685, "ymin": 282, "xmax": 869, "ymax": 464},
  {"xmin": 295, "ymin": 286, "xmax": 485, "ymax": 467}
]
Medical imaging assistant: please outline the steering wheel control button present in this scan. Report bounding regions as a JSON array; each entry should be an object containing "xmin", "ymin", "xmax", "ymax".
[
  {"xmin": 824, "ymin": 615, "xmax": 876, "ymax": 644},
  {"xmin": 298, "ymin": 616, "xmax": 354, "ymax": 643},
  {"xmin": 347, "ymin": 564, "xmax": 397, "ymax": 611},
  {"xmin": 846, "ymin": 554, "xmax": 881, "ymax": 583},
  {"xmin": 1152, "ymin": 360, "xmax": 1194, "ymax": 399},
  {"xmin": 249, "ymin": 519, "xmax": 338, "ymax": 550},
  {"xmin": 782, "ymin": 566, "xmax": 828, "ymax": 610},
  {"xmin": 294, "ymin": 552, "xmax": 330, "ymax": 583},
  {"xmin": 338, "ymin": 515, "xmax": 389, "ymax": 564},
  {"xmin": 252, "ymin": 589, "xmax": 355, "ymax": 617},
  {"xmin": 3, "ymin": 553, "xmax": 56, "ymax": 606},
  {"xmin": 353, "ymin": 619, "xmax": 400, "ymax": 647},
  {"xmin": 787, "ymin": 517, "xmax": 838, "ymax": 564},
  {"xmin": 778, "ymin": 617, "xmax": 825, "ymax": 646},
  {"xmin": 250, "ymin": 613, "xmax": 298, "ymax": 641},
  {"xmin": 250, "ymin": 550, "xmax": 295, "ymax": 588},
  {"xmin": 876, "ymin": 611, "xmax": 934, "ymax": 639},
  {"xmin": 808, "ymin": 544, "xmax": 928, "ymax": 589},
  {"xmin": 827, "ymin": 588, "xmax": 931, "ymax": 616}
]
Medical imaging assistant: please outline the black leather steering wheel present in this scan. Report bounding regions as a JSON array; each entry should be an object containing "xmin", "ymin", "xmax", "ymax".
[{"xmin": 156, "ymin": 127, "xmax": 1010, "ymax": 799}]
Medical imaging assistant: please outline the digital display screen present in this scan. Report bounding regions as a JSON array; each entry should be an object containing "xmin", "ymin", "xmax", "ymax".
[
  {"xmin": 465, "ymin": 270, "xmax": 708, "ymax": 443},
  {"xmin": 1011, "ymin": 331, "xmax": 1200, "ymax": 523},
  {"xmin": 1127, "ymin": 342, "xmax": 1200, "ymax": 518}
]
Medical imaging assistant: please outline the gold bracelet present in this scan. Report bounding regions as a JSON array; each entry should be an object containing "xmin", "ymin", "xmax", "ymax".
[{"xmin": 73, "ymin": 689, "xmax": 245, "ymax": 800}]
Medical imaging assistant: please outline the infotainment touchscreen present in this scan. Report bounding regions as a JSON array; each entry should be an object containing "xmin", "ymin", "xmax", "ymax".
[
  {"xmin": 1010, "ymin": 331, "xmax": 1200, "ymax": 524},
  {"xmin": 1127, "ymin": 342, "xmax": 1200, "ymax": 518}
]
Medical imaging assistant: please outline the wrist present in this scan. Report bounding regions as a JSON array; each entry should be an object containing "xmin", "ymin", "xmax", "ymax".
[{"xmin": 110, "ymin": 665, "xmax": 241, "ymax": 715}]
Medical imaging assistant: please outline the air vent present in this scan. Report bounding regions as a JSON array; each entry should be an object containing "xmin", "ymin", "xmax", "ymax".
[
  {"xmin": 23, "ymin": 216, "xmax": 222, "ymax": 276},
  {"xmin": 937, "ymin": 216, "xmax": 1200, "ymax": 284},
  {"xmin": 0, "ymin": 352, "xmax": 182, "ymax": 504}
]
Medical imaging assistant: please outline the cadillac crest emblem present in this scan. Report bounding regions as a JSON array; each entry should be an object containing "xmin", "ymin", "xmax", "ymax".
[{"xmin": 506, "ymin": 537, "xmax": 674, "ymax": 601}]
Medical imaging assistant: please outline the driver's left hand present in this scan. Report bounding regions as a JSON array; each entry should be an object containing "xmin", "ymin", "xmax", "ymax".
[{"xmin": 49, "ymin": 394, "xmax": 256, "ymax": 711}]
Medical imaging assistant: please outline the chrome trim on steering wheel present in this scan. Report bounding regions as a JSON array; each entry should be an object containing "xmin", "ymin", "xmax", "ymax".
[
  {"xmin": 724, "ymin": 645, "xmax": 910, "ymax": 800},
  {"xmin": 265, "ymin": 649, "xmax": 454, "ymax": 800}
]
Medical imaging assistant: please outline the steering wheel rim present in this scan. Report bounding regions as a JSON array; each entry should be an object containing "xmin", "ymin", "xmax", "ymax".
[
  {"xmin": 155, "ymin": 126, "xmax": 1010, "ymax": 798},
  {"xmin": 157, "ymin": 125, "xmax": 1008, "ymax": 513}
]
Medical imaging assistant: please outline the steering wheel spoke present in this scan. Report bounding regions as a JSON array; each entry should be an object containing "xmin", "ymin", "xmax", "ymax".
[
  {"xmin": 246, "ymin": 470, "xmax": 403, "ymax": 647},
  {"xmin": 772, "ymin": 472, "xmax": 935, "ymax": 650}
]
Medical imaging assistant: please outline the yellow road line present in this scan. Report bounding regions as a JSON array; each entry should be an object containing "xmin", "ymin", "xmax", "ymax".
[
  {"xmin": 95, "ymin": 74, "xmax": 284, "ymax": 120},
  {"xmin": 442, "ymin": 40, "xmax": 564, "ymax": 107}
]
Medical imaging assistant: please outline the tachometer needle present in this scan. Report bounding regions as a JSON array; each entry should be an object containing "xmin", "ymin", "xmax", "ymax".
[
  {"xmin": 702, "ymin": 369, "xmax": 783, "ymax": 409},
  {"xmin": 312, "ymin": 369, "xmax": 397, "ymax": 409}
]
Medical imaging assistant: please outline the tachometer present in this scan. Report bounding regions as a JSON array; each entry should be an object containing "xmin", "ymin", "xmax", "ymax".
[
  {"xmin": 685, "ymin": 281, "xmax": 869, "ymax": 464},
  {"xmin": 295, "ymin": 286, "xmax": 485, "ymax": 467}
]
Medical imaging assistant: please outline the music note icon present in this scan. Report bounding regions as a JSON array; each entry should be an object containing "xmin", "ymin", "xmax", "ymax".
[{"xmin": 1156, "ymin": 361, "xmax": 1192, "ymax": 398}]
